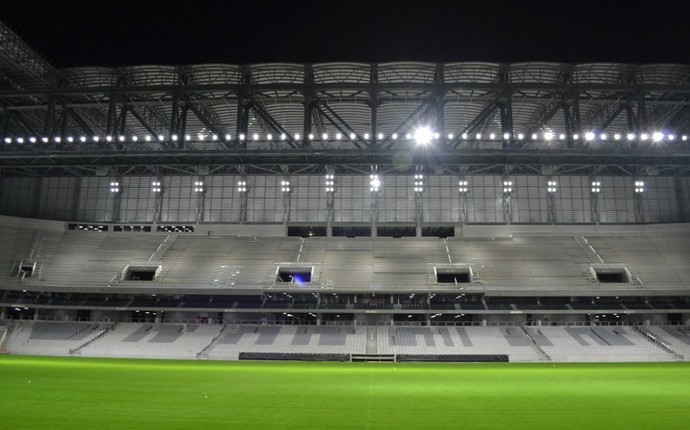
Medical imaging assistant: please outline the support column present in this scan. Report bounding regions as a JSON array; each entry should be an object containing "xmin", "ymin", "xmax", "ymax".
[
  {"xmin": 110, "ymin": 176, "xmax": 122, "ymax": 223},
  {"xmin": 153, "ymin": 177, "xmax": 164, "ymax": 224},
  {"xmin": 195, "ymin": 176, "xmax": 206, "ymax": 224},
  {"xmin": 674, "ymin": 177, "xmax": 687, "ymax": 222},
  {"xmin": 591, "ymin": 179, "xmax": 601, "ymax": 225}
]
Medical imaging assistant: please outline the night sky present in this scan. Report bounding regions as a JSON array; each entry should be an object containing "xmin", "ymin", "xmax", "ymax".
[{"xmin": 0, "ymin": 0, "xmax": 688, "ymax": 68}]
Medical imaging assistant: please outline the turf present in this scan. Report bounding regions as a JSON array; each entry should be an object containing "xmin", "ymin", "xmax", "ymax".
[{"xmin": 1, "ymin": 356, "xmax": 690, "ymax": 429}]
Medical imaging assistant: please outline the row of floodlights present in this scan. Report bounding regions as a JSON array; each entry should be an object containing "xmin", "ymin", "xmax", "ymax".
[
  {"xmin": 107, "ymin": 178, "xmax": 648, "ymax": 195},
  {"xmin": 3, "ymin": 131, "xmax": 688, "ymax": 144}
]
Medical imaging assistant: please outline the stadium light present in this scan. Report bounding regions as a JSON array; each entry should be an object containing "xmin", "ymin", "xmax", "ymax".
[
  {"xmin": 41, "ymin": 136, "xmax": 49, "ymax": 143},
  {"xmin": 239, "ymin": 133, "xmax": 246, "ymax": 141},
  {"xmin": 172, "ymin": 134, "xmax": 179, "ymax": 141},
  {"xmin": 585, "ymin": 132, "xmax": 595, "ymax": 141},
  {"xmin": 503, "ymin": 132, "xmax": 510, "ymax": 140},
  {"xmin": 414, "ymin": 126, "xmax": 433, "ymax": 145},
  {"xmin": 280, "ymin": 133, "xmax": 286, "ymax": 140},
  {"xmin": 308, "ymin": 133, "xmax": 314, "ymax": 140},
  {"xmin": 3, "ymin": 137, "xmax": 11, "ymax": 144},
  {"xmin": 118, "ymin": 135, "xmax": 126, "ymax": 142},
  {"xmin": 105, "ymin": 135, "xmax": 112, "ymax": 142},
  {"xmin": 543, "ymin": 131, "xmax": 553, "ymax": 141},
  {"xmin": 144, "ymin": 135, "xmax": 151, "ymax": 142},
  {"xmin": 253, "ymin": 133, "xmax": 260, "ymax": 141},
  {"xmin": 613, "ymin": 133, "xmax": 621, "ymax": 141},
  {"xmin": 30, "ymin": 137, "xmax": 38, "ymax": 143},
  {"xmin": 476, "ymin": 133, "xmax": 482, "ymax": 140},
  {"xmin": 267, "ymin": 133, "xmax": 273, "ymax": 140},
  {"xmin": 237, "ymin": 181, "xmax": 247, "ymax": 193},
  {"xmin": 350, "ymin": 133, "xmax": 356, "ymax": 140},
  {"xmin": 212, "ymin": 134, "xmax": 218, "ymax": 141},
  {"xmin": 503, "ymin": 180, "xmax": 513, "ymax": 194},
  {"xmin": 559, "ymin": 133, "xmax": 566, "ymax": 140},
  {"xmin": 682, "ymin": 135, "xmax": 688, "ymax": 141},
  {"xmin": 652, "ymin": 132, "xmax": 664, "ymax": 142},
  {"xmin": 668, "ymin": 134, "xmax": 675, "ymax": 141},
  {"xmin": 627, "ymin": 133, "xmax": 635, "ymax": 141},
  {"xmin": 67, "ymin": 136, "xmax": 74, "ymax": 143},
  {"xmin": 325, "ymin": 174, "xmax": 336, "ymax": 193},
  {"xmin": 640, "ymin": 133, "xmax": 649, "ymax": 141},
  {"xmin": 370, "ymin": 174, "xmax": 381, "ymax": 192},
  {"xmin": 378, "ymin": 133, "xmax": 385, "ymax": 140},
  {"xmin": 151, "ymin": 181, "xmax": 162, "ymax": 193},
  {"xmin": 531, "ymin": 133, "xmax": 537, "ymax": 140},
  {"xmin": 458, "ymin": 180, "xmax": 469, "ymax": 193},
  {"xmin": 132, "ymin": 136, "xmax": 138, "ymax": 142},
  {"xmin": 16, "ymin": 137, "xmax": 25, "ymax": 144},
  {"xmin": 634, "ymin": 180, "xmax": 645, "ymax": 193},
  {"xmin": 462, "ymin": 133, "xmax": 468, "ymax": 140},
  {"xmin": 547, "ymin": 180, "xmax": 558, "ymax": 193},
  {"xmin": 364, "ymin": 133, "xmax": 370, "ymax": 139},
  {"xmin": 600, "ymin": 133, "xmax": 607, "ymax": 141},
  {"xmin": 281, "ymin": 180, "xmax": 291, "ymax": 193},
  {"xmin": 489, "ymin": 133, "xmax": 496, "ymax": 140},
  {"xmin": 158, "ymin": 135, "xmax": 165, "ymax": 141},
  {"xmin": 517, "ymin": 133, "xmax": 525, "ymax": 140},
  {"xmin": 194, "ymin": 181, "xmax": 204, "ymax": 193},
  {"xmin": 591, "ymin": 181, "xmax": 601, "ymax": 193},
  {"xmin": 391, "ymin": 133, "xmax": 398, "ymax": 140},
  {"xmin": 110, "ymin": 182, "xmax": 120, "ymax": 193},
  {"xmin": 225, "ymin": 134, "xmax": 232, "ymax": 141},
  {"xmin": 335, "ymin": 133, "xmax": 342, "ymax": 140},
  {"xmin": 294, "ymin": 133, "xmax": 300, "ymax": 140},
  {"xmin": 322, "ymin": 133, "xmax": 328, "ymax": 140},
  {"xmin": 414, "ymin": 174, "xmax": 424, "ymax": 193},
  {"xmin": 448, "ymin": 133, "xmax": 455, "ymax": 139}
]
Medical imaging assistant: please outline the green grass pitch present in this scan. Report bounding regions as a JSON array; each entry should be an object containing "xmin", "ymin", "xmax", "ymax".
[{"xmin": 1, "ymin": 356, "xmax": 690, "ymax": 429}]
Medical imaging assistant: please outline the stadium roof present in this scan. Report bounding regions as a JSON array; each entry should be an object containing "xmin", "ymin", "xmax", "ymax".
[{"xmin": 1, "ymin": 20, "xmax": 690, "ymax": 177}]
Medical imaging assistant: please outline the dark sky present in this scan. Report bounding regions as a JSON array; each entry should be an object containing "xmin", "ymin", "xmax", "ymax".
[{"xmin": 1, "ymin": 0, "xmax": 688, "ymax": 68}]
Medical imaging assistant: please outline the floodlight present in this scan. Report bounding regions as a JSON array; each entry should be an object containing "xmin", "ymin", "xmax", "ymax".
[
  {"xmin": 67, "ymin": 136, "xmax": 74, "ymax": 143},
  {"xmin": 322, "ymin": 133, "xmax": 328, "ymax": 140},
  {"xmin": 627, "ymin": 133, "xmax": 635, "ymax": 141},
  {"xmin": 462, "ymin": 133, "xmax": 468, "ymax": 139},
  {"xmin": 350, "ymin": 133, "xmax": 356, "ymax": 140},
  {"xmin": 378, "ymin": 133, "xmax": 384, "ymax": 139},
  {"xmin": 391, "ymin": 133, "xmax": 398, "ymax": 139},
  {"xmin": 364, "ymin": 133, "xmax": 370, "ymax": 139},
  {"xmin": 106, "ymin": 135, "xmax": 112, "ymax": 142},
  {"xmin": 239, "ymin": 133, "xmax": 246, "ymax": 141},
  {"xmin": 682, "ymin": 135, "xmax": 688, "ymax": 141},
  {"xmin": 559, "ymin": 133, "xmax": 566, "ymax": 140},
  {"xmin": 132, "ymin": 136, "xmax": 138, "ymax": 142},
  {"xmin": 448, "ymin": 133, "xmax": 454, "ymax": 139},
  {"xmin": 294, "ymin": 133, "xmax": 300, "ymax": 140},
  {"xmin": 212, "ymin": 134, "xmax": 218, "ymax": 141},
  {"xmin": 544, "ymin": 132, "xmax": 553, "ymax": 141},
  {"xmin": 517, "ymin": 133, "xmax": 525, "ymax": 140},
  {"xmin": 225, "ymin": 134, "xmax": 232, "ymax": 140},
  {"xmin": 652, "ymin": 132, "xmax": 664, "ymax": 142},
  {"xmin": 600, "ymin": 133, "xmax": 607, "ymax": 140},
  {"xmin": 280, "ymin": 133, "xmax": 286, "ymax": 140},
  {"xmin": 489, "ymin": 133, "xmax": 496, "ymax": 140},
  {"xmin": 158, "ymin": 135, "xmax": 165, "ymax": 141},
  {"xmin": 573, "ymin": 134, "xmax": 579, "ymax": 140},
  {"xmin": 503, "ymin": 132, "xmax": 510, "ymax": 140},
  {"xmin": 3, "ymin": 137, "xmax": 11, "ymax": 144},
  {"xmin": 118, "ymin": 135, "xmax": 125, "ymax": 142},
  {"xmin": 413, "ymin": 126, "xmax": 433, "ymax": 145},
  {"xmin": 640, "ymin": 133, "xmax": 649, "ymax": 141},
  {"xmin": 668, "ymin": 134, "xmax": 675, "ymax": 141},
  {"xmin": 336, "ymin": 133, "xmax": 342, "ymax": 140},
  {"xmin": 585, "ymin": 132, "xmax": 595, "ymax": 141},
  {"xmin": 308, "ymin": 133, "xmax": 314, "ymax": 140},
  {"xmin": 172, "ymin": 134, "xmax": 179, "ymax": 141},
  {"xmin": 476, "ymin": 133, "xmax": 482, "ymax": 139},
  {"xmin": 267, "ymin": 133, "xmax": 273, "ymax": 140},
  {"xmin": 405, "ymin": 133, "xmax": 412, "ymax": 139},
  {"xmin": 54, "ymin": 136, "xmax": 62, "ymax": 143},
  {"xmin": 614, "ymin": 133, "xmax": 621, "ymax": 141},
  {"xmin": 17, "ymin": 137, "xmax": 24, "ymax": 143},
  {"xmin": 144, "ymin": 135, "xmax": 151, "ymax": 142},
  {"xmin": 93, "ymin": 136, "xmax": 100, "ymax": 142},
  {"xmin": 369, "ymin": 174, "xmax": 381, "ymax": 192},
  {"xmin": 30, "ymin": 137, "xmax": 38, "ymax": 143},
  {"xmin": 253, "ymin": 133, "xmax": 260, "ymax": 141},
  {"xmin": 531, "ymin": 133, "xmax": 537, "ymax": 140},
  {"xmin": 433, "ymin": 132, "xmax": 440, "ymax": 139},
  {"xmin": 197, "ymin": 133, "xmax": 205, "ymax": 140}
]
